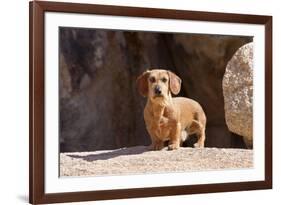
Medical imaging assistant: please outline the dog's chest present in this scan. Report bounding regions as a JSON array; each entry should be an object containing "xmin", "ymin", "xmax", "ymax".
[
  {"xmin": 149, "ymin": 119, "xmax": 170, "ymax": 141},
  {"xmin": 146, "ymin": 107, "xmax": 174, "ymax": 140}
]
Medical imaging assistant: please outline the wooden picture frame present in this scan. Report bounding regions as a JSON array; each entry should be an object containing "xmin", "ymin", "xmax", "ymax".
[{"xmin": 29, "ymin": 1, "xmax": 272, "ymax": 204}]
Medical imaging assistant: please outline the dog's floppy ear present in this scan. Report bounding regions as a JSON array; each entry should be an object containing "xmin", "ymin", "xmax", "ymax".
[
  {"xmin": 136, "ymin": 71, "xmax": 150, "ymax": 97},
  {"xmin": 168, "ymin": 71, "xmax": 182, "ymax": 95}
]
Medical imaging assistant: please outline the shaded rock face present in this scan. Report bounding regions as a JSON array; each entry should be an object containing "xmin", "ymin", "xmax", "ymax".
[
  {"xmin": 222, "ymin": 43, "xmax": 253, "ymax": 148},
  {"xmin": 59, "ymin": 27, "xmax": 252, "ymax": 152}
]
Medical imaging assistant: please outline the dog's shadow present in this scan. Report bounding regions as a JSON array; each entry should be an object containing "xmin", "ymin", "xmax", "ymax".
[{"xmin": 67, "ymin": 146, "xmax": 149, "ymax": 162}]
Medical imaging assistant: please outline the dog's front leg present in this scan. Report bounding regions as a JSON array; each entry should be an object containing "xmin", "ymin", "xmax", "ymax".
[
  {"xmin": 168, "ymin": 122, "xmax": 181, "ymax": 150},
  {"xmin": 147, "ymin": 128, "xmax": 164, "ymax": 151}
]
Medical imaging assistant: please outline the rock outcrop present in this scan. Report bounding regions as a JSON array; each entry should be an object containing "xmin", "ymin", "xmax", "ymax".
[
  {"xmin": 60, "ymin": 146, "xmax": 253, "ymax": 176},
  {"xmin": 59, "ymin": 27, "xmax": 252, "ymax": 152},
  {"xmin": 222, "ymin": 43, "xmax": 253, "ymax": 148}
]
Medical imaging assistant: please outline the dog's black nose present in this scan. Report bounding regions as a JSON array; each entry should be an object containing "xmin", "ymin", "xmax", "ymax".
[{"xmin": 154, "ymin": 85, "xmax": 162, "ymax": 95}]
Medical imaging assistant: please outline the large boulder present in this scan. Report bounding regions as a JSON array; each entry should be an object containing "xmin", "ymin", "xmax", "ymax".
[
  {"xmin": 222, "ymin": 43, "xmax": 253, "ymax": 148},
  {"xmin": 59, "ymin": 27, "xmax": 252, "ymax": 152}
]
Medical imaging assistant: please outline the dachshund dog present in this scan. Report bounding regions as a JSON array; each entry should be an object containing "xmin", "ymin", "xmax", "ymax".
[{"xmin": 137, "ymin": 69, "xmax": 206, "ymax": 150}]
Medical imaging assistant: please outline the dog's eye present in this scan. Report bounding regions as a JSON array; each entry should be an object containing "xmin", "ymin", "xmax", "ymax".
[
  {"xmin": 149, "ymin": 77, "xmax": 156, "ymax": 83},
  {"xmin": 161, "ymin": 78, "xmax": 167, "ymax": 83}
]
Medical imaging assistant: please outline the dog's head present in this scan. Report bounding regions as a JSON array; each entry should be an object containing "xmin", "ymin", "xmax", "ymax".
[{"xmin": 136, "ymin": 69, "xmax": 182, "ymax": 103}]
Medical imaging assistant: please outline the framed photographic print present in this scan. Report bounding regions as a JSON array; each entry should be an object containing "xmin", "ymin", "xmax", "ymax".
[{"xmin": 29, "ymin": 1, "xmax": 272, "ymax": 204}]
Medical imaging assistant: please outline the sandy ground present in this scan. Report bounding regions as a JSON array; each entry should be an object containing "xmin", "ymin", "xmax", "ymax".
[{"xmin": 60, "ymin": 146, "xmax": 253, "ymax": 177}]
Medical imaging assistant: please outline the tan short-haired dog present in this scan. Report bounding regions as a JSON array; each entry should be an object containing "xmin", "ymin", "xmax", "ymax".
[{"xmin": 137, "ymin": 69, "xmax": 206, "ymax": 150}]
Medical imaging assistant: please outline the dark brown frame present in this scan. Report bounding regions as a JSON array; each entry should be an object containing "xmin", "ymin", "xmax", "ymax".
[{"xmin": 29, "ymin": 1, "xmax": 272, "ymax": 204}]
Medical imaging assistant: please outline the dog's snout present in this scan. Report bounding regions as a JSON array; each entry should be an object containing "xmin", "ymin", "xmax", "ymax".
[{"xmin": 154, "ymin": 85, "xmax": 162, "ymax": 95}]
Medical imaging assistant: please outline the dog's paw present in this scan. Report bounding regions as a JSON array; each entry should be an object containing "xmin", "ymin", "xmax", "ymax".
[
  {"xmin": 168, "ymin": 143, "xmax": 179, "ymax": 150},
  {"xmin": 194, "ymin": 142, "xmax": 204, "ymax": 148},
  {"xmin": 149, "ymin": 143, "xmax": 164, "ymax": 151},
  {"xmin": 155, "ymin": 143, "xmax": 164, "ymax": 151}
]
